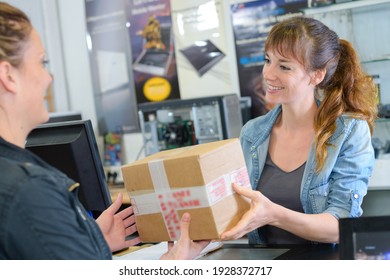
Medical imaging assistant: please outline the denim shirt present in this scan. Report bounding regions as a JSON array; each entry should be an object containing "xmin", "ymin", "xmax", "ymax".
[
  {"xmin": 240, "ymin": 105, "xmax": 375, "ymax": 244},
  {"xmin": 0, "ymin": 138, "xmax": 112, "ymax": 259}
]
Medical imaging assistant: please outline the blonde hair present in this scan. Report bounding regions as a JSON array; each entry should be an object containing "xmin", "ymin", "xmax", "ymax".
[{"xmin": 0, "ymin": 2, "xmax": 32, "ymax": 67}]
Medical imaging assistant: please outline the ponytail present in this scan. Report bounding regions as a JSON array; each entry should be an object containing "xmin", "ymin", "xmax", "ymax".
[{"xmin": 314, "ymin": 39, "xmax": 378, "ymax": 172}]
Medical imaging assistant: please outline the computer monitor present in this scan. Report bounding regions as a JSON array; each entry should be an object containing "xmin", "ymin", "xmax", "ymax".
[
  {"xmin": 339, "ymin": 216, "xmax": 390, "ymax": 260},
  {"xmin": 46, "ymin": 111, "xmax": 83, "ymax": 124},
  {"xmin": 25, "ymin": 120, "xmax": 112, "ymax": 219}
]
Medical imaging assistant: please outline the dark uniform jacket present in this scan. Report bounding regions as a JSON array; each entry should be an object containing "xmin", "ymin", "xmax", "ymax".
[{"xmin": 0, "ymin": 138, "xmax": 111, "ymax": 259}]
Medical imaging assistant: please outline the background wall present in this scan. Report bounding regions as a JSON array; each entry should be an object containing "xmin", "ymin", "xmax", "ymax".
[
  {"xmin": 10, "ymin": 0, "xmax": 390, "ymax": 122},
  {"xmin": 6, "ymin": 0, "xmax": 247, "ymax": 165},
  {"xmin": 7, "ymin": 0, "xmax": 97, "ymax": 127},
  {"xmin": 6, "ymin": 0, "xmax": 253, "ymax": 134}
]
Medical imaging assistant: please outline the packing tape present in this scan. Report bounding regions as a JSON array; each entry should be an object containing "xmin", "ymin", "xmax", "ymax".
[{"xmin": 129, "ymin": 160, "xmax": 250, "ymax": 240}]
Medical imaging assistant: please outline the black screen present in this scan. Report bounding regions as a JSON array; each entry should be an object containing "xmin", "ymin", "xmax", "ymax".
[
  {"xmin": 353, "ymin": 231, "xmax": 390, "ymax": 260},
  {"xmin": 26, "ymin": 120, "xmax": 111, "ymax": 218},
  {"xmin": 46, "ymin": 111, "xmax": 82, "ymax": 124},
  {"xmin": 339, "ymin": 216, "xmax": 390, "ymax": 260}
]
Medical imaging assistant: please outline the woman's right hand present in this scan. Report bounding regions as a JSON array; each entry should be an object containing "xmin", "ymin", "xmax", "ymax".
[{"xmin": 220, "ymin": 183, "xmax": 276, "ymax": 240}]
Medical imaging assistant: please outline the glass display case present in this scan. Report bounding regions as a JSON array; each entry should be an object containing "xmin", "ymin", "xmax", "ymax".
[
  {"xmin": 137, "ymin": 94, "xmax": 243, "ymax": 156},
  {"xmin": 372, "ymin": 118, "xmax": 390, "ymax": 158},
  {"xmin": 368, "ymin": 119, "xmax": 390, "ymax": 190}
]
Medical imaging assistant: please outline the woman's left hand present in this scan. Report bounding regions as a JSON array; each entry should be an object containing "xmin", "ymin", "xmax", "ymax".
[
  {"xmin": 96, "ymin": 192, "xmax": 141, "ymax": 252},
  {"xmin": 220, "ymin": 183, "xmax": 275, "ymax": 240}
]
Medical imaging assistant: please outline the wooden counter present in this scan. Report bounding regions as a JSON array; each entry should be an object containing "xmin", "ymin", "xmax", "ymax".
[{"xmin": 109, "ymin": 183, "xmax": 131, "ymax": 205}]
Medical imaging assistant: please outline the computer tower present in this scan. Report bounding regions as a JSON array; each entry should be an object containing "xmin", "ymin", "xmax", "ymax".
[{"xmin": 138, "ymin": 94, "xmax": 243, "ymax": 156}]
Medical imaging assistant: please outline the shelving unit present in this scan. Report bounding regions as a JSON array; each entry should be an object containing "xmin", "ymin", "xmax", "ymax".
[
  {"xmin": 303, "ymin": 0, "xmax": 390, "ymax": 104},
  {"xmin": 304, "ymin": 0, "xmax": 390, "ymax": 15},
  {"xmin": 361, "ymin": 56, "xmax": 390, "ymax": 65}
]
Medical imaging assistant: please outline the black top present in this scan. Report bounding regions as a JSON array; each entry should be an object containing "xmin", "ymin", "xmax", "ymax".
[{"xmin": 257, "ymin": 153, "xmax": 310, "ymax": 244}]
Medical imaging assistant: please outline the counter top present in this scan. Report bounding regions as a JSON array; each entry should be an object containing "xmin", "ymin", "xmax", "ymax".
[
  {"xmin": 113, "ymin": 242, "xmax": 339, "ymax": 260},
  {"xmin": 109, "ymin": 183, "xmax": 131, "ymax": 204},
  {"xmin": 200, "ymin": 243, "xmax": 339, "ymax": 260}
]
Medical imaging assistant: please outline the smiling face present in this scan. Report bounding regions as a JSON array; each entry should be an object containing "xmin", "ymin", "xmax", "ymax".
[
  {"xmin": 262, "ymin": 50, "xmax": 317, "ymax": 109},
  {"xmin": 16, "ymin": 28, "xmax": 52, "ymax": 130}
]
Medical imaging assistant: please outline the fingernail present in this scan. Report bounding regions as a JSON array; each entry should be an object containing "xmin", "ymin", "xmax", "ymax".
[{"xmin": 182, "ymin": 212, "xmax": 190, "ymax": 222}]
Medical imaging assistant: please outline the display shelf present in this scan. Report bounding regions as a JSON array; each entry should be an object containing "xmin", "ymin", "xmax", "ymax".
[
  {"xmin": 301, "ymin": 0, "xmax": 390, "ymax": 104},
  {"xmin": 361, "ymin": 56, "xmax": 390, "ymax": 64},
  {"xmin": 303, "ymin": 0, "xmax": 390, "ymax": 15}
]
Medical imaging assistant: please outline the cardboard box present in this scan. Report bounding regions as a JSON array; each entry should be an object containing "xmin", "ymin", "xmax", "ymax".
[{"xmin": 121, "ymin": 138, "xmax": 251, "ymax": 242}]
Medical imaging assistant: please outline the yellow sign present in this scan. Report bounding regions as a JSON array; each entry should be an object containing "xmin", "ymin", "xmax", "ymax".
[{"xmin": 143, "ymin": 77, "xmax": 171, "ymax": 101}]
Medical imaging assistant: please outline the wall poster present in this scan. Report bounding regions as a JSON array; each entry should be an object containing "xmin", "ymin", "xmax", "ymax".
[
  {"xmin": 126, "ymin": 0, "xmax": 180, "ymax": 104},
  {"xmin": 230, "ymin": 0, "xmax": 308, "ymax": 118},
  {"xmin": 85, "ymin": 0, "xmax": 139, "ymax": 135},
  {"xmin": 170, "ymin": 0, "xmax": 240, "ymax": 100}
]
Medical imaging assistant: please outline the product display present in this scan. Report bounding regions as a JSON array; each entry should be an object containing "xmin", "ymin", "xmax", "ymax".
[
  {"xmin": 121, "ymin": 138, "xmax": 251, "ymax": 242},
  {"xmin": 311, "ymin": 0, "xmax": 335, "ymax": 7},
  {"xmin": 180, "ymin": 40, "xmax": 225, "ymax": 77},
  {"xmin": 133, "ymin": 15, "xmax": 173, "ymax": 77},
  {"xmin": 138, "ymin": 94, "xmax": 243, "ymax": 156}
]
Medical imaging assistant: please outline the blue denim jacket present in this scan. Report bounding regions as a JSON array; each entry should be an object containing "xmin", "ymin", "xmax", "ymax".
[
  {"xmin": 0, "ymin": 138, "xmax": 112, "ymax": 259},
  {"xmin": 240, "ymin": 105, "xmax": 375, "ymax": 244}
]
